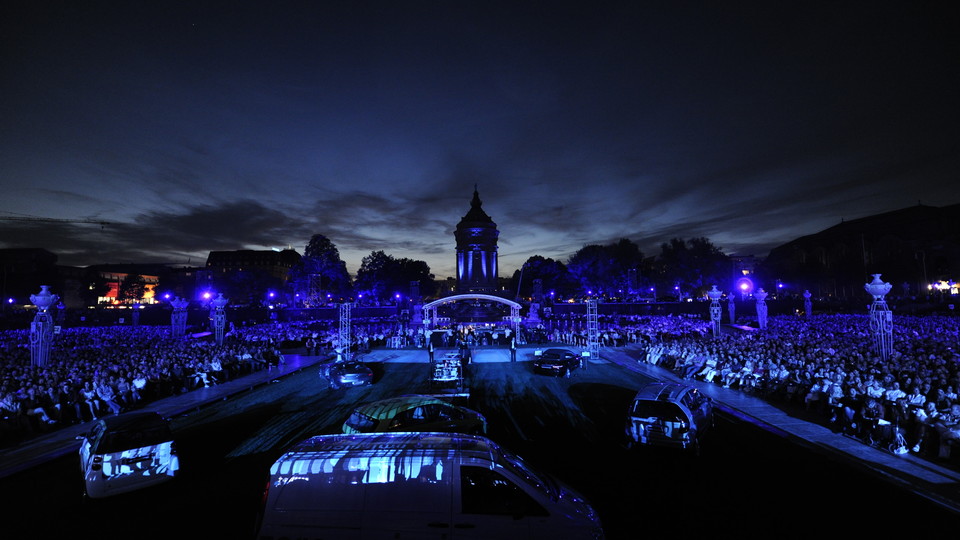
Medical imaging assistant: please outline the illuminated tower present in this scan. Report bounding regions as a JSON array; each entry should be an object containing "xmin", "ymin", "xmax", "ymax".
[{"xmin": 455, "ymin": 186, "xmax": 499, "ymax": 293}]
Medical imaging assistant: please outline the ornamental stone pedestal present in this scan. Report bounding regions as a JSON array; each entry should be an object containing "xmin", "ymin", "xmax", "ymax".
[
  {"xmin": 755, "ymin": 288, "xmax": 768, "ymax": 330},
  {"xmin": 865, "ymin": 274, "xmax": 893, "ymax": 361},
  {"xmin": 29, "ymin": 286, "xmax": 59, "ymax": 368},
  {"xmin": 170, "ymin": 297, "xmax": 189, "ymax": 338},
  {"xmin": 212, "ymin": 293, "xmax": 229, "ymax": 346},
  {"xmin": 707, "ymin": 285, "xmax": 723, "ymax": 337}
]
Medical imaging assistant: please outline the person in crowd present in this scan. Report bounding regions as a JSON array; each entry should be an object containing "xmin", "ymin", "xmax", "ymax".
[
  {"xmin": 858, "ymin": 396, "xmax": 886, "ymax": 445},
  {"xmin": 113, "ymin": 374, "xmax": 134, "ymax": 409},
  {"xmin": 81, "ymin": 381, "xmax": 102, "ymax": 421},
  {"xmin": 911, "ymin": 401, "xmax": 940, "ymax": 455},
  {"xmin": 95, "ymin": 376, "xmax": 123, "ymax": 416},
  {"xmin": 0, "ymin": 390, "xmax": 25, "ymax": 435},
  {"xmin": 209, "ymin": 355, "xmax": 226, "ymax": 383},
  {"xmin": 42, "ymin": 384, "xmax": 62, "ymax": 425},
  {"xmin": 804, "ymin": 377, "xmax": 826, "ymax": 413},
  {"xmin": 934, "ymin": 403, "xmax": 960, "ymax": 460},
  {"xmin": 131, "ymin": 370, "xmax": 149, "ymax": 404},
  {"xmin": 20, "ymin": 386, "xmax": 56, "ymax": 427},
  {"xmin": 59, "ymin": 381, "xmax": 84, "ymax": 425}
]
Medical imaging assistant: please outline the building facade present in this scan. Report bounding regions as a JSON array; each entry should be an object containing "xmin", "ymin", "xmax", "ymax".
[{"xmin": 454, "ymin": 187, "xmax": 500, "ymax": 294}]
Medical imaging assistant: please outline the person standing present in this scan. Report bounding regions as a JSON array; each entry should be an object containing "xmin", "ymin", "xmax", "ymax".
[{"xmin": 510, "ymin": 336, "xmax": 517, "ymax": 362}]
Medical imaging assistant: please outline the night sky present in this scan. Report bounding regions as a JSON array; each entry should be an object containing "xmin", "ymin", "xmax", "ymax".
[{"xmin": 2, "ymin": 1, "xmax": 958, "ymax": 279}]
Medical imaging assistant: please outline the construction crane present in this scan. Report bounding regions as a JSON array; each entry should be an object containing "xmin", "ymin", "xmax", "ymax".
[{"xmin": 0, "ymin": 214, "xmax": 112, "ymax": 228}]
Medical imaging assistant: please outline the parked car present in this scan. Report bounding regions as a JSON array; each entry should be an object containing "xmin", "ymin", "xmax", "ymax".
[
  {"xmin": 624, "ymin": 381, "xmax": 714, "ymax": 454},
  {"xmin": 341, "ymin": 394, "xmax": 487, "ymax": 435},
  {"xmin": 77, "ymin": 411, "xmax": 180, "ymax": 498},
  {"xmin": 532, "ymin": 348, "xmax": 583, "ymax": 378},
  {"xmin": 323, "ymin": 359, "xmax": 374, "ymax": 389}
]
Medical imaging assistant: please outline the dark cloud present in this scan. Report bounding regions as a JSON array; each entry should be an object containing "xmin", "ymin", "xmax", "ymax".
[{"xmin": 1, "ymin": 1, "xmax": 958, "ymax": 279}]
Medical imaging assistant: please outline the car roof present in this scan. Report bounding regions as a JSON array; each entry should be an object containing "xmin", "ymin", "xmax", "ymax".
[
  {"xmin": 633, "ymin": 382, "xmax": 695, "ymax": 402},
  {"xmin": 352, "ymin": 394, "xmax": 453, "ymax": 420},
  {"xmin": 98, "ymin": 411, "xmax": 168, "ymax": 431},
  {"xmin": 273, "ymin": 432, "xmax": 500, "ymax": 469},
  {"xmin": 542, "ymin": 348, "xmax": 575, "ymax": 354}
]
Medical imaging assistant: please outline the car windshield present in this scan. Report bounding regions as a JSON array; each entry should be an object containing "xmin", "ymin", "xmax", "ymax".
[
  {"xmin": 97, "ymin": 423, "xmax": 173, "ymax": 454},
  {"xmin": 499, "ymin": 449, "xmax": 556, "ymax": 499},
  {"xmin": 344, "ymin": 410, "xmax": 377, "ymax": 432},
  {"xmin": 630, "ymin": 400, "xmax": 685, "ymax": 422}
]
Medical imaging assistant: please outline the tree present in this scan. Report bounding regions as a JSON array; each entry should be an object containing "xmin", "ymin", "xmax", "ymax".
[
  {"xmin": 354, "ymin": 251, "xmax": 436, "ymax": 303},
  {"xmin": 653, "ymin": 237, "xmax": 730, "ymax": 299},
  {"xmin": 118, "ymin": 274, "xmax": 146, "ymax": 304},
  {"xmin": 288, "ymin": 234, "xmax": 352, "ymax": 304},
  {"xmin": 509, "ymin": 255, "xmax": 578, "ymax": 301},
  {"xmin": 565, "ymin": 238, "xmax": 645, "ymax": 298}
]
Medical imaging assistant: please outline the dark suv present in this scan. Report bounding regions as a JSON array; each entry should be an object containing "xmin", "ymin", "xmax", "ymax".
[
  {"xmin": 625, "ymin": 381, "xmax": 713, "ymax": 454},
  {"xmin": 532, "ymin": 348, "xmax": 583, "ymax": 378}
]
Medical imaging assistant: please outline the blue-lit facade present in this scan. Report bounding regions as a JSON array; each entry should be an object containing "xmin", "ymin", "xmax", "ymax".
[{"xmin": 454, "ymin": 187, "xmax": 499, "ymax": 294}]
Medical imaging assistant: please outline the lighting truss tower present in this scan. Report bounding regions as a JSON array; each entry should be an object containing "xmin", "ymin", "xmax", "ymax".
[
  {"xmin": 308, "ymin": 274, "xmax": 324, "ymax": 307},
  {"xmin": 339, "ymin": 302, "xmax": 352, "ymax": 361},
  {"xmin": 586, "ymin": 298, "xmax": 600, "ymax": 361}
]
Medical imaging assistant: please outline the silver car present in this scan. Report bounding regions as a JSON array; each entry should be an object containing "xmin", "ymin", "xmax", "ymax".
[
  {"xmin": 77, "ymin": 411, "xmax": 180, "ymax": 498},
  {"xmin": 342, "ymin": 394, "xmax": 487, "ymax": 435},
  {"xmin": 625, "ymin": 381, "xmax": 714, "ymax": 454}
]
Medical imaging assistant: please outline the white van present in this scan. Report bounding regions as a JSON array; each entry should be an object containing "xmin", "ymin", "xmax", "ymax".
[{"xmin": 255, "ymin": 432, "xmax": 604, "ymax": 539}]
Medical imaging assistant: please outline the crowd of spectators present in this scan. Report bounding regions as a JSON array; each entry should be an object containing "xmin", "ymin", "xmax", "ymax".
[
  {"xmin": 629, "ymin": 313, "xmax": 960, "ymax": 460},
  {"xmin": 3, "ymin": 308, "xmax": 959, "ymax": 464},
  {"xmin": 0, "ymin": 316, "xmax": 439, "ymax": 446},
  {"xmin": 0, "ymin": 323, "xmax": 297, "ymax": 446}
]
